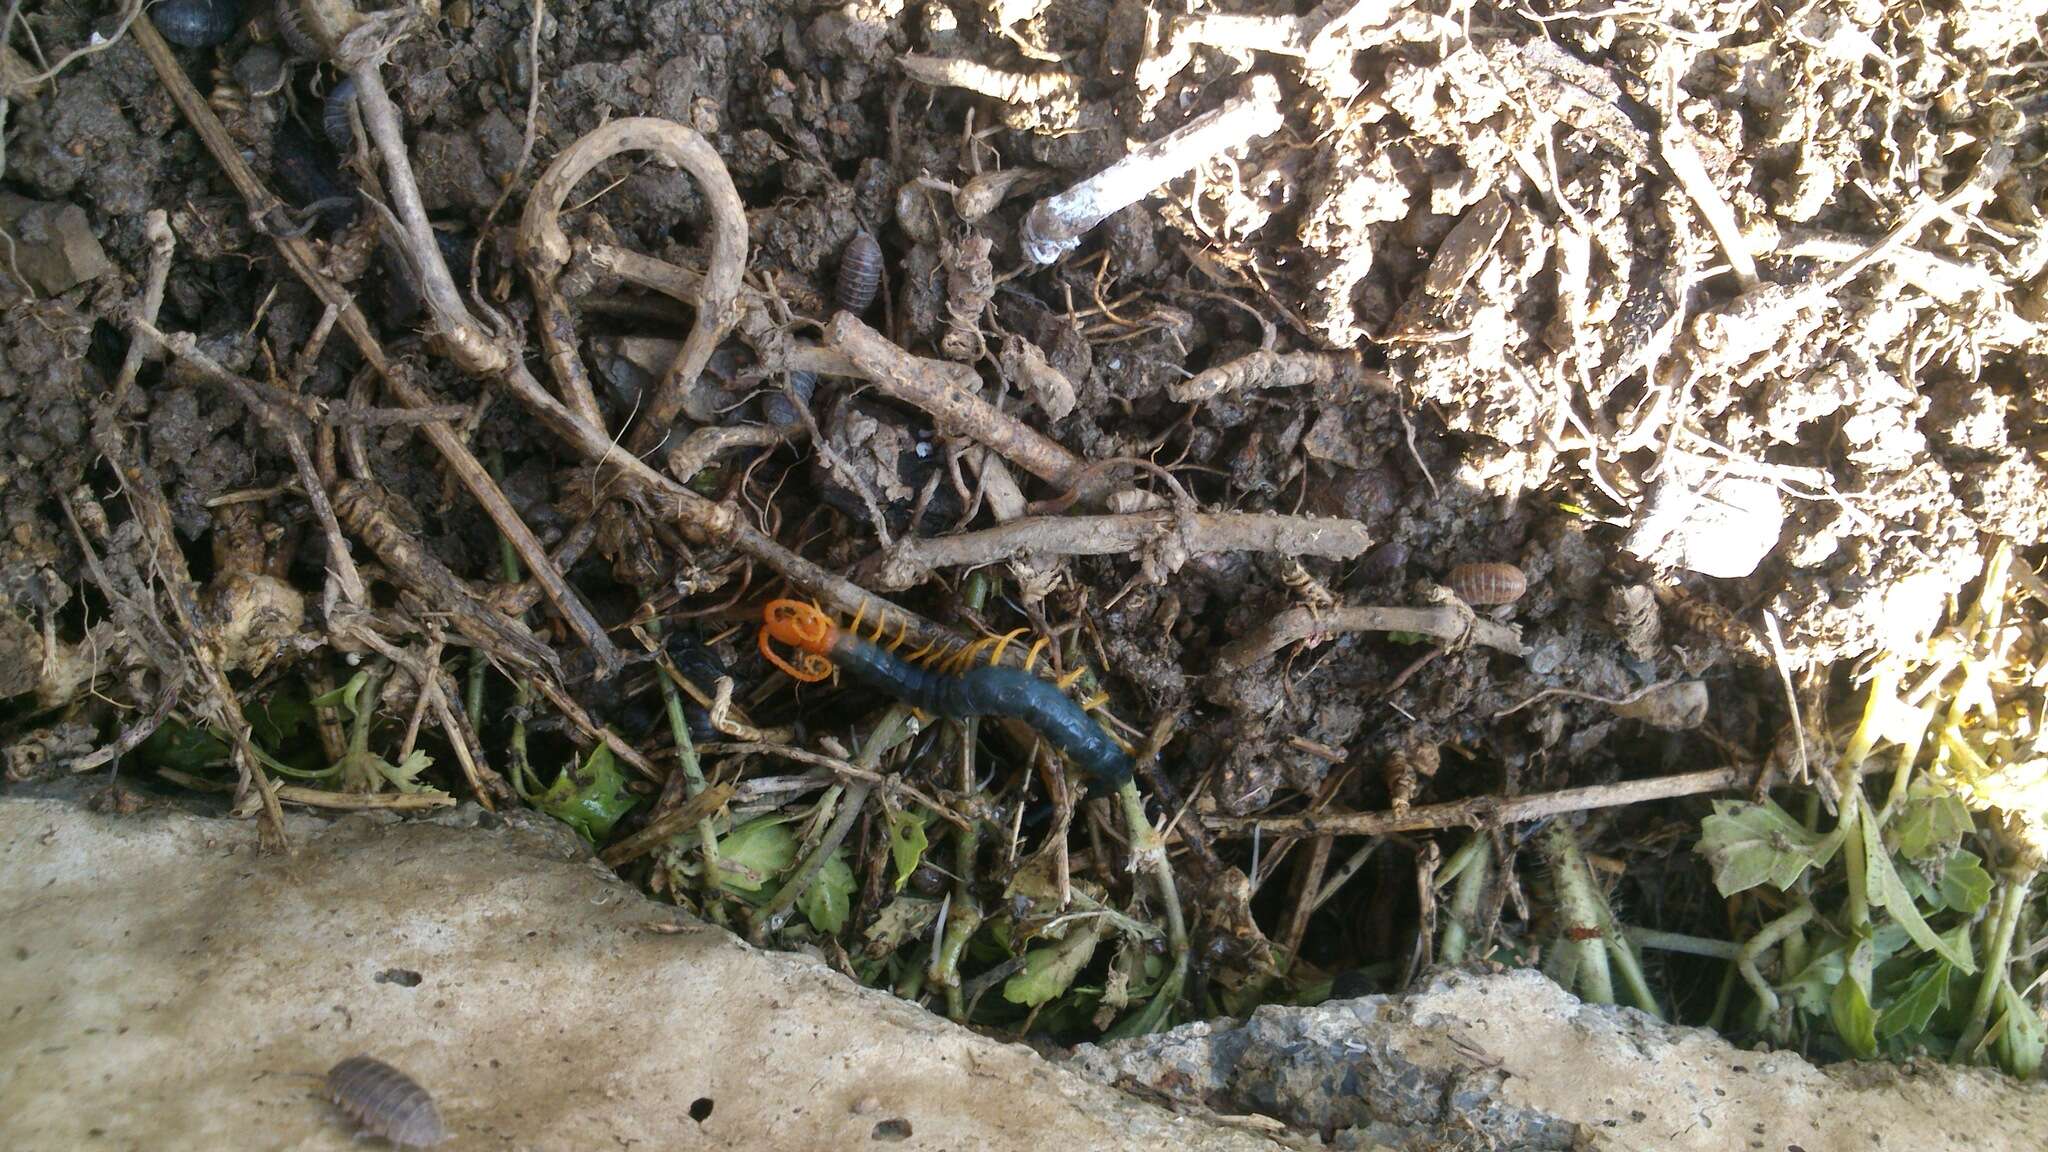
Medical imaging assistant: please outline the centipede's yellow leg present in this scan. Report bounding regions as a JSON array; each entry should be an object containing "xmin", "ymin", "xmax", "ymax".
[
  {"xmin": 904, "ymin": 638, "xmax": 938, "ymax": 665},
  {"xmin": 1055, "ymin": 667, "xmax": 1088, "ymax": 692},
  {"xmin": 1079, "ymin": 691, "xmax": 1111, "ymax": 712},
  {"xmin": 848, "ymin": 599, "xmax": 868, "ymax": 639},
  {"xmin": 987, "ymin": 628, "xmax": 1029, "ymax": 667},
  {"xmin": 887, "ymin": 614, "xmax": 910, "ymax": 652},
  {"xmin": 949, "ymin": 637, "xmax": 992, "ymax": 675},
  {"xmin": 1023, "ymin": 637, "xmax": 1049, "ymax": 672}
]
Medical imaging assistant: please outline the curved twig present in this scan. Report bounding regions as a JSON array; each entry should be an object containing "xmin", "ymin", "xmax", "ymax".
[
  {"xmin": 519, "ymin": 117, "xmax": 748, "ymax": 447},
  {"xmin": 1212, "ymin": 604, "xmax": 1526, "ymax": 674}
]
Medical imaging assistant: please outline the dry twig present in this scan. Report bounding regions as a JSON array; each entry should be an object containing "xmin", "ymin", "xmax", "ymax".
[
  {"xmin": 1213, "ymin": 604, "xmax": 1525, "ymax": 674},
  {"xmin": 1204, "ymin": 766, "xmax": 1745, "ymax": 837}
]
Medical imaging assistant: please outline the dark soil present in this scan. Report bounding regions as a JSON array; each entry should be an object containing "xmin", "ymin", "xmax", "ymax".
[{"xmin": 4, "ymin": 0, "xmax": 2047, "ymax": 1048}]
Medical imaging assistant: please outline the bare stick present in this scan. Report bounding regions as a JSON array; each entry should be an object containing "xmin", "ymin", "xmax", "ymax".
[
  {"xmin": 1020, "ymin": 74, "xmax": 1284, "ymax": 264},
  {"xmin": 520, "ymin": 117, "xmax": 747, "ymax": 447},
  {"xmin": 868, "ymin": 510, "xmax": 1372, "ymax": 590},
  {"xmin": 599, "ymin": 782, "xmax": 738, "ymax": 868},
  {"xmin": 1213, "ymin": 604, "xmax": 1525, "ymax": 674},
  {"xmin": 1204, "ymin": 766, "xmax": 1746, "ymax": 837},
  {"xmin": 1168, "ymin": 349, "xmax": 1351, "ymax": 403},
  {"xmin": 137, "ymin": 20, "xmax": 619, "ymax": 677},
  {"xmin": 826, "ymin": 313, "xmax": 1084, "ymax": 488}
]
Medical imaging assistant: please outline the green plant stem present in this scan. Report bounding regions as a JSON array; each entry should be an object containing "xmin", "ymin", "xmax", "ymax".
[
  {"xmin": 1625, "ymin": 927, "xmax": 1743, "ymax": 961},
  {"xmin": 757, "ymin": 706, "xmax": 915, "ymax": 938},
  {"xmin": 1541, "ymin": 822, "xmax": 1615, "ymax": 1006},
  {"xmin": 653, "ymin": 623, "xmax": 722, "ymax": 897},
  {"xmin": 941, "ymin": 717, "xmax": 983, "ymax": 1021},
  {"xmin": 1117, "ymin": 777, "xmax": 1188, "ymax": 1030},
  {"xmin": 1737, "ymin": 902, "xmax": 1815, "ymax": 1019},
  {"xmin": 1957, "ymin": 868, "xmax": 2037, "ymax": 1059},
  {"xmin": 1438, "ymin": 833, "xmax": 1492, "ymax": 965}
]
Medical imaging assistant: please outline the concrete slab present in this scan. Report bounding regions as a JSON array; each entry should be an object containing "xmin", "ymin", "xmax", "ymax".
[{"xmin": 0, "ymin": 798, "xmax": 1281, "ymax": 1152}]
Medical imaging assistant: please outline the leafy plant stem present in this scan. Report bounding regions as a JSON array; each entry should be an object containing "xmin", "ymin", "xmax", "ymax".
[
  {"xmin": 653, "ymin": 621, "xmax": 723, "ymax": 897},
  {"xmin": 1956, "ymin": 868, "xmax": 2037, "ymax": 1059},
  {"xmin": 757, "ymin": 706, "xmax": 915, "ymax": 938},
  {"xmin": 1438, "ymin": 832, "xmax": 1491, "ymax": 965},
  {"xmin": 1116, "ymin": 776, "xmax": 1187, "ymax": 1032},
  {"xmin": 1541, "ymin": 821, "xmax": 1615, "ymax": 1006},
  {"xmin": 1737, "ymin": 901, "xmax": 1814, "ymax": 1019}
]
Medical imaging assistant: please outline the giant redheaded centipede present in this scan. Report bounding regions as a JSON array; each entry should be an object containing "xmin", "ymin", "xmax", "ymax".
[{"xmin": 759, "ymin": 599, "xmax": 1133, "ymax": 787}]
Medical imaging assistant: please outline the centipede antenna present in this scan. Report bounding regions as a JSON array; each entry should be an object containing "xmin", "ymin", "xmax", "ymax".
[
  {"xmin": 988, "ymin": 628, "xmax": 1029, "ymax": 667},
  {"xmin": 1023, "ymin": 637, "xmax": 1049, "ymax": 671}
]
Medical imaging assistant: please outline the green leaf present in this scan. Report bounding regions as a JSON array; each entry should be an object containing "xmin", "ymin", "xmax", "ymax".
[
  {"xmin": 1003, "ymin": 922, "xmax": 1104, "ymax": 1008},
  {"xmin": 886, "ymin": 808, "xmax": 930, "ymax": 893},
  {"xmin": 1939, "ymin": 851, "xmax": 1993, "ymax": 916},
  {"xmin": 536, "ymin": 743, "xmax": 640, "ymax": 840},
  {"xmin": 1861, "ymin": 806, "xmax": 1975, "ymax": 972},
  {"xmin": 1696, "ymin": 799, "xmax": 1829, "ymax": 895},
  {"xmin": 139, "ymin": 722, "xmax": 230, "ymax": 772},
  {"xmin": 1994, "ymin": 982, "xmax": 2046, "ymax": 1080},
  {"xmin": 798, "ymin": 854, "xmax": 855, "ymax": 936},
  {"xmin": 250, "ymin": 688, "xmax": 312, "ymax": 748},
  {"xmin": 310, "ymin": 671, "xmax": 370, "ymax": 720},
  {"xmin": 1892, "ymin": 786, "xmax": 1973, "ymax": 861},
  {"xmin": 380, "ymin": 748, "xmax": 436, "ymax": 792},
  {"xmin": 1831, "ymin": 970, "xmax": 1878, "ymax": 1059},
  {"xmin": 1781, "ymin": 944, "xmax": 1846, "ymax": 1015},
  {"xmin": 714, "ymin": 818, "xmax": 798, "ymax": 894},
  {"xmin": 1877, "ymin": 960, "xmax": 1951, "ymax": 1039}
]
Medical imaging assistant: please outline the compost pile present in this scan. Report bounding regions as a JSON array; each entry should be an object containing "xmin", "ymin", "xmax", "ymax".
[{"xmin": 4, "ymin": 0, "xmax": 2048, "ymax": 1060}]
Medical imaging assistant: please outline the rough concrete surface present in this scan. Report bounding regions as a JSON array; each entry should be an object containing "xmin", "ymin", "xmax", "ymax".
[
  {"xmin": 0, "ymin": 798, "xmax": 1280, "ymax": 1152},
  {"xmin": 1074, "ymin": 969, "xmax": 2048, "ymax": 1151}
]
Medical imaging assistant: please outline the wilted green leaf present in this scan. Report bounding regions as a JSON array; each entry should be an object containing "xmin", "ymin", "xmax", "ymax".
[
  {"xmin": 1892, "ymin": 785, "xmax": 1974, "ymax": 861},
  {"xmin": 1832, "ymin": 971, "xmax": 1878, "ymax": 1059},
  {"xmin": 1862, "ymin": 806, "xmax": 1975, "ymax": 972},
  {"xmin": 863, "ymin": 896, "xmax": 942, "ymax": 953},
  {"xmin": 1939, "ymin": 851, "xmax": 1993, "ymax": 916},
  {"xmin": 886, "ymin": 808, "xmax": 930, "ymax": 893},
  {"xmin": 1994, "ymin": 982, "xmax": 2045, "ymax": 1080},
  {"xmin": 798, "ymin": 854, "xmax": 856, "ymax": 936},
  {"xmin": 715, "ymin": 818, "xmax": 798, "ymax": 894},
  {"xmin": 1877, "ymin": 960, "xmax": 1951, "ymax": 1039},
  {"xmin": 1003, "ymin": 921, "xmax": 1105, "ymax": 1008},
  {"xmin": 536, "ymin": 743, "xmax": 640, "ymax": 840},
  {"xmin": 1697, "ymin": 799, "xmax": 1830, "ymax": 895}
]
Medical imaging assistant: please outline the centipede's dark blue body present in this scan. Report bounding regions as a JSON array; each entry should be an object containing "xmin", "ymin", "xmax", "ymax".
[{"xmin": 827, "ymin": 633, "xmax": 1133, "ymax": 787}]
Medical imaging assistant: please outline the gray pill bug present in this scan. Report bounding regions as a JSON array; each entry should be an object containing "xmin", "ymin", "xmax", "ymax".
[
  {"xmin": 760, "ymin": 370, "xmax": 818, "ymax": 428},
  {"xmin": 836, "ymin": 231, "xmax": 883, "ymax": 315},
  {"xmin": 152, "ymin": 0, "xmax": 244, "ymax": 48},
  {"xmin": 325, "ymin": 1055, "xmax": 449, "ymax": 1148},
  {"xmin": 323, "ymin": 76, "xmax": 359, "ymax": 152}
]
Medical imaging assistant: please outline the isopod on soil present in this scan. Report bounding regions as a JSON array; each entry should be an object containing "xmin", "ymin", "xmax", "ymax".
[
  {"xmin": 326, "ymin": 1055, "xmax": 449, "ymax": 1148},
  {"xmin": 1447, "ymin": 562, "xmax": 1527, "ymax": 606},
  {"xmin": 836, "ymin": 231, "xmax": 883, "ymax": 314},
  {"xmin": 151, "ymin": 0, "xmax": 245, "ymax": 48},
  {"xmin": 323, "ymin": 76, "xmax": 359, "ymax": 152}
]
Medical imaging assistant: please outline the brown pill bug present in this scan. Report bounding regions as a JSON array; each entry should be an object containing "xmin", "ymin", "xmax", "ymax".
[
  {"xmin": 1447, "ymin": 562, "xmax": 1527, "ymax": 606},
  {"xmin": 836, "ymin": 230, "xmax": 883, "ymax": 314},
  {"xmin": 326, "ymin": 1055, "xmax": 449, "ymax": 1148}
]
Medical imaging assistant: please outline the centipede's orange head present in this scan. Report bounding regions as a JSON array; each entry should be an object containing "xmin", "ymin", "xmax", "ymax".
[{"xmin": 760, "ymin": 599, "xmax": 837, "ymax": 683}]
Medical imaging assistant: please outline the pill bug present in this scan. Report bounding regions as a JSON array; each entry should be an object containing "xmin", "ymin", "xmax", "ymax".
[
  {"xmin": 152, "ymin": 0, "xmax": 245, "ymax": 48},
  {"xmin": 1447, "ymin": 562, "xmax": 1527, "ymax": 606},
  {"xmin": 836, "ymin": 231, "xmax": 883, "ymax": 314},
  {"xmin": 323, "ymin": 76, "xmax": 359, "ymax": 152},
  {"xmin": 758, "ymin": 370, "xmax": 817, "ymax": 429},
  {"xmin": 325, "ymin": 1055, "xmax": 449, "ymax": 1149},
  {"xmin": 271, "ymin": 122, "xmax": 357, "ymax": 233}
]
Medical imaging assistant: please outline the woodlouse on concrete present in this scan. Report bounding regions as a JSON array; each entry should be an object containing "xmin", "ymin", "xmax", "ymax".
[
  {"xmin": 326, "ymin": 1055, "xmax": 449, "ymax": 1148},
  {"xmin": 151, "ymin": 0, "xmax": 245, "ymax": 48},
  {"xmin": 836, "ymin": 231, "xmax": 883, "ymax": 314},
  {"xmin": 1447, "ymin": 562, "xmax": 1527, "ymax": 606}
]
